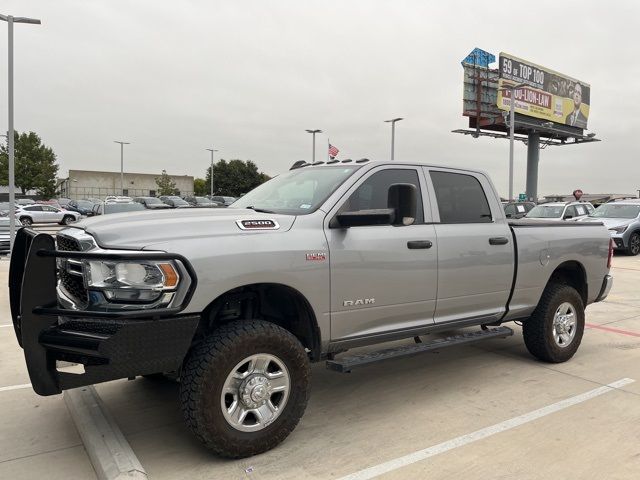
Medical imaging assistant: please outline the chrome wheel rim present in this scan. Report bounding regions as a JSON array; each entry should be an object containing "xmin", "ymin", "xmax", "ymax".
[
  {"xmin": 221, "ymin": 353, "xmax": 290, "ymax": 432},
  {"xmin": 552, "ymin": 302, "xmax": 577, "ymax": 348}
]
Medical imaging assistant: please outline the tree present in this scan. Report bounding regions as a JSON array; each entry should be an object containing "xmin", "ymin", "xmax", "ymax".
[
  {"xmin": 155, "ymin": 170, "xmax": 178, "ymax": 195},
  {"xmin": 0, "ymin": 131, "xmax": 59, "ymax": 197},
  {"xmin": 193, "ymin": 178, "xmax": 208, "ymax": 196},
  {"xmin": 205, "ymin": 159, "xmax": 271, "ymax": 197}
]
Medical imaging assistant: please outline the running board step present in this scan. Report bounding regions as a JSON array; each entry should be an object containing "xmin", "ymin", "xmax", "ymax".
[{"xmin": 326, "ymin": 327, "xmax": 514, "ymax": 373}]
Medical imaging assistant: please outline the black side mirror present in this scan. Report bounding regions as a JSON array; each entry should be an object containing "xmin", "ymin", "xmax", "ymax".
[
  {"xmin": 331, "ymin": 209, "xmax": 395, "ymax": 228},
  {"xmin": 388, "ymin": 183, "xmax": 417, "ymax": 226}
]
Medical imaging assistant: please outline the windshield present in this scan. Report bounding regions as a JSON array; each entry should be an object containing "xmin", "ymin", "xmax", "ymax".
[
  {"xmin": 144, "ymin": 197, "xmax": 164, "ymax": 205},
  {"xmin": 526, "ymin": 205, "xmax": 564, "ymax": 218},
  {"xmin": 590, "ymin": 204, "xmax": 640, "ymax": 219},
  {"xmin": 195, "ymin": 197, "xmax": 211, "ymax": 204},
  {"xmin": 77, "ymin": 200, "xmax": 94, "ymax": 209},
  {"xmin": 104, "ymin": 203, "xmax": 146, "ymax": 214},
  {"xmin": 171, "ymin": 198, "xmax": 189, "ymax": 206},
  {"xmin": 231, "ymin": 166, "xmax": 361, "ymax": 215}
]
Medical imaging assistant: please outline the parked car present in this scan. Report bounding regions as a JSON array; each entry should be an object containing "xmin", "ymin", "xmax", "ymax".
[
  {"xmin": 524, "ymin": 201, "xmax": 594, "ymax": 221},
  {"xmin": 92, "ymin": 202, "xmax": 146, "ymax": 216},
  {"xmin": 16, "ymin": 198, "xmax": 35, "ymax": 206},
  {"xmin": 0, "ymin": 202, "xmax": 17, "ymax": 215},
  {"xmin": 159, "ymin": 195, "xmax": 191, "ymax": 208},
  {"xmin": 210, "ymin": 195, "xmax": 237, "ymax": 206},
  {"xmin": 133, "ymin": 197, "xmax": 172, "ymax": 209},
  {"xmin": 9, "ymin": 160, "xmax": 612, "ymax": 459},
  {"xmin": 503, "ymin": 201, "xmax": 535, "ymax": 219},
  {"xmin": 578, "ymin": 199, "xmax": 640, "ymax": 255},
  {"xmin": 0, "ymin": 216, "xmax": 9, "ymax": 254},
  {"xmin": 56, "ymin": 197, "xmax": 72, "ymax": 208},
  {"xmin": 16, "ymin": 205, "xmax": 81, "ymax": 226},
  {"xmin": 105, "ymin": 196, "xmax": 133, "ymax": 203},
  {"xmin": 183, "ymin": 196, "xmax": 222, "ymax": 208},
  {"xmin": 66, "ymin": 199, "xmax": 96, "ymax": 216}
]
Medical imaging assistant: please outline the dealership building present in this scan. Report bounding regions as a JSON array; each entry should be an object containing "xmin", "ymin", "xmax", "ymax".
[{"xmin": 57, "ymin": 169, "xmax": 194, "ymax": 200}]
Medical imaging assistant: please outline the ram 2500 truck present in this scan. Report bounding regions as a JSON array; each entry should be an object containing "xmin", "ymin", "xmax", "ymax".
[{"xmin": 9, "ymin": 160, "xmax": 613, "ymax": 458}]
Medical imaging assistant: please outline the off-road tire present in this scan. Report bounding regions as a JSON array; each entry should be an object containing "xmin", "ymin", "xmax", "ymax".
[
  {"xmin": 179, "ymin": 320, "xmax": 311, "ymax": 458},
  {"xmin": 627, "ymin": 232, "xmax": 640, "ymax": 256},
  {"xmin": 19, "ymin": 217, "xmax": 32, "ymax": 226},
  {"xmin": 60, "ymin": 215, "xmax": 75, "ymax": 225},
  {"xmin": 523, "ymin": 283, "xmax": 584, "ymax": 363}
]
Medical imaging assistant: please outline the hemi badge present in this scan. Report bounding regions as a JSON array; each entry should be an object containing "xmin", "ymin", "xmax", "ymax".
[
  {"xmin": 306, "ymin": 253, "xmax": 326, "ymax": 261},
  {"xmin": 236, "ymin": 219, "xmax": 280, "ymax": 230}
]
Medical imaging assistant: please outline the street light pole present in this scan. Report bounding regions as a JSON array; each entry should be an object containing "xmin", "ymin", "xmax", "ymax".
[
  {"xmin": 0, "ymin": 13, "xmax": 41, "ymax": 252},
  {"xmin": 501, "ymin": 83, "xmax": 527, "ymax": 201},
  {"xmin": 305, "ymin": 129, "xmax": 322, "ymax": 163},
  {"xmin": 384, "ymin": 118, "xmax": 403, "ymax": 160},
  {"xmin": 114, "ymin": 141, "xmax": 130, "ymax": 195},
  {"xmin": 206, "ymin": 148, "xmax": 218, "ymax": 196}
]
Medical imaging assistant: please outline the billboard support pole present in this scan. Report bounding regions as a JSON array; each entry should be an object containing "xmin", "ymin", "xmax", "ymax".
[{"xmin": 526, "ymin": 132, "xmax": 540, "ymax": 202}]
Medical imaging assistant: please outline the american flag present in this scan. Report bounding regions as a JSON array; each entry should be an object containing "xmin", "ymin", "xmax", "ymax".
[{"xmin": 328, "ymin": 143, "xmax": 339, "ymax": 159}]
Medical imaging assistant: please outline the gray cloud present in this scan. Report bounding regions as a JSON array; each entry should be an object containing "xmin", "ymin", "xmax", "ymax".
[{"xmin": 1, "ymin": 0, "xmax": 638, "ymax": 196}]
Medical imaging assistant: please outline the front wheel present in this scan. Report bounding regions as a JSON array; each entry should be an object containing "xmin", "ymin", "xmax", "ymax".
[
  {"xmin": 627, "ymin": 232, "xmax": 640, "ymax": 256},
  {"xmin": 179, "ymin": 320, "xmax": 311, "ymax": 458},
  {"xmin": 523, "ymin": 283, "xmax": 584, "ymax": 363}
]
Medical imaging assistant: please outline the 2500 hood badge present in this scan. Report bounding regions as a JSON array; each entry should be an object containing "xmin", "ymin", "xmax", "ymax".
[{"xmin": 236, "ymin": 219, "xmax": 280, "ymax": 230}]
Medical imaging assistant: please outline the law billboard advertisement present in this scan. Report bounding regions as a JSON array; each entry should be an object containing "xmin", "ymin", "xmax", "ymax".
[{"xmin": 496, "ymin": 53, "xmax": 590, "ymax": 129}]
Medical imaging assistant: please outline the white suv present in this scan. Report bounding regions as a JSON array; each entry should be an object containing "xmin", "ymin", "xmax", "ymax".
[
  {"xmin": 16, "ymin": 205, "xmax": 81, "ymax": 226},
  {"xmin": 525, "ymin": 201, "xmax": 595, "ymax": 221}
]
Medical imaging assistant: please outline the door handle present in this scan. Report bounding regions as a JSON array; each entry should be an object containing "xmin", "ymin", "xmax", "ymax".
[
  {"xmin": 407, "ymin": 240, "xmax": 433, "ymax": 249},
  {"xmin": 489, "ymin": 237, "xmax": 509, "ymax": 245}
]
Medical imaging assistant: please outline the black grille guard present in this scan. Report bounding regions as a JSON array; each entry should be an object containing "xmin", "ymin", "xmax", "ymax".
[{"xmin": 9, "ymin": 228, "xmax": 200, "ymax": 396}]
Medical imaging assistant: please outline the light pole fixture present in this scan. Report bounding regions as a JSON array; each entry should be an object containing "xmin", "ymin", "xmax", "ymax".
[
  {"xmin": 384, "ymin": 118, "xmax": 403, "ymax": 160},
  {"xmin": 305, "ymin": 129, "xmax": 322, "ymax": 163},
  {"xmin": 0, "ymin": 13, "xmax": 41, "ymax": 252},
  {"xmin": 500, "ymin": 83, "xmax": 527, "ymax": 201},
  {"xmin": 206, "ymin": 148, "xmax": 218, "ymax": 196},
  {"xmin": 114, "ymin": 141, "xmax": 130, "ymax": 195}
]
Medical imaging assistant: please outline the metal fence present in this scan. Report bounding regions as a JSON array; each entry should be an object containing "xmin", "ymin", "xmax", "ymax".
[{"xmin": 64, "ymin": 187, "xmax": 194, "ymax": 200}]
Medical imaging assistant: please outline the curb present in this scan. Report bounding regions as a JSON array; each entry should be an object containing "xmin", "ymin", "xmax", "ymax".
[{"xmin": 64, "ymin": 385, "xmax": 147, "ymax": 480}]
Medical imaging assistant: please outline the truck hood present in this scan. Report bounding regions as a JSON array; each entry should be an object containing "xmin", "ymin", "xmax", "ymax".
[{"xmin": 70, "ymin": 208, "xmax": 296, "ymax": 249}]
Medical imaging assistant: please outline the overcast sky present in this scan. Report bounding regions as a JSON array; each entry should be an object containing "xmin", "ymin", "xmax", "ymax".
[{"xmin": 1, "ymin": 0, "xmax": 639, "ymax": 197}]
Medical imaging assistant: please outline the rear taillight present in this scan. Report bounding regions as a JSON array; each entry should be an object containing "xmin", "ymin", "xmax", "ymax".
[{"xmin": 607, "ymin": 238, "xmax": 614, "ymax": 269}]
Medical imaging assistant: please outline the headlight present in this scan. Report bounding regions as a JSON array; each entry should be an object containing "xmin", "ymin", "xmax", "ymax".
[
  {"xmin": 609, "ymin": 225, "xmax": 628, "ymax": 234},
  {"xmin": 84, "ymin": 260, "xmax": 181, "ymax": 304}
]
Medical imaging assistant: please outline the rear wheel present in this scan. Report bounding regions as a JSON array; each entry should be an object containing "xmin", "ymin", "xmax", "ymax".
[
  {"xmin": 627, "ymin": 232, "xmax": 640, "ymax": 256},
  {"xmin": 19, "ymin": 217, "xmax": 32, "ymax": 226},
  {"xmin": 179, "ymin": 320, "xmax": 311, "ymax": 458},
  {"xmin": 60, "ymin": 215, "xmax": 75, "ymax": 225},
  {"xmin": 523, "ymin": 283, "xmax": 584, "ymax": 363}
]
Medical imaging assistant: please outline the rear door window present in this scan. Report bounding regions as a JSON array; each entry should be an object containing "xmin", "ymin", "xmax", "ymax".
[{"xmin": 429, "ymin": 171, "xmax": 492, "ymax": 223}]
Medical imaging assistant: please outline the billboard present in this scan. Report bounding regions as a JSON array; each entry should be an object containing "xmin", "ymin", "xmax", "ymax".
[{"xmin": 496, "ymin": 53, "xmax": 590, "ymax": 129}]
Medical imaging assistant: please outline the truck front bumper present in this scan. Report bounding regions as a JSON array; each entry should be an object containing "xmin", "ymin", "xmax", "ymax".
[{"xmin": 9, "ymin": 228, "xmax": 200, "ymax": 396}]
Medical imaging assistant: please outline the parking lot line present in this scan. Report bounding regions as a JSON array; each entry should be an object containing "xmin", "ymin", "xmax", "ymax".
[
  {"xmin": 586, "ymin": 323, "xmax": 640, "ymax": 337},
  {"xmin": 0, "ymin": 383, "xmax": 31, "ymax": 393},
  {"xmin": 338, "ymin": 378, "xmax": 635, "ymax": 480}
]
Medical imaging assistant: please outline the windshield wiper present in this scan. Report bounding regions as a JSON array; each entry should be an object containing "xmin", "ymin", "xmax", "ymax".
[{"xmin": 245, "ymin": 206, "xmax": 276, "ymax": 214}]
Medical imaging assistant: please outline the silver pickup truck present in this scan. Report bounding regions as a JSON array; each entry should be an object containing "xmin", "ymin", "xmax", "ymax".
[{"xmin": 9, "ymin": 160, "xmax": 613, "ymax": 458}]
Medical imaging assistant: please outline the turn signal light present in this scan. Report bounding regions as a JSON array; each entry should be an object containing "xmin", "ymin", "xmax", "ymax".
[{"xmin": 159, "ymin": 263, "xmax": 179, "ymax": 287}]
